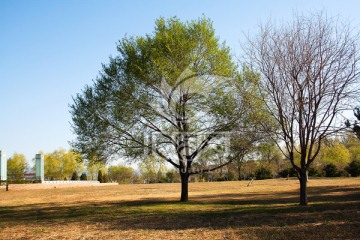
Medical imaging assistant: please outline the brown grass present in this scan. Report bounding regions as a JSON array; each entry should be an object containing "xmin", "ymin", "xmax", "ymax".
[{"xmin": 0, "ymin": 178, "xmax": 359, "ymax": 239}]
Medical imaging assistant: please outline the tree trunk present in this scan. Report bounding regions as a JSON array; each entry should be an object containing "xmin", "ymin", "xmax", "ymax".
[
  {"xmin": 180, "ymin": 173, "xmax": 189, "ymax": 202},
  {"xmin": 299, "ymin": 169, "xmax": 308, "ymax": 205},
  {"xmin": 237, "ymin": 163, "xmax": 242, "ymax": 181}
]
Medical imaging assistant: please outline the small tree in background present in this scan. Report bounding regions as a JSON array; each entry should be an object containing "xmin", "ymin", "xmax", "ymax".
[
  {"xmin": 352, "ymin": 108, "xmax": 360, "ymax": 140},
  {"xmin": 102, "ymin": 173, "xmax": 109, "ymax": 183},
  {"xmin": 308, "ymin": 167, "xmax": 322, "ymax": 177},
  {"xmin": 80, "ymin": 172, "xmax": 87, "ymax": 180},
  {"xmin": 71, "ymin": 171, "xmax": 79, "ymax": 180},
  {"xmin": 108, "ymin": 165, "xmax": 135, "ymax": 184},
  {"xmin": 346, "ymin": 160, "xmax": 360, "ymax": 177},
  {"xmin": 7, "ymin": 153, "xmax": 28, "ymax": 180},
  {"xmin": 97, "ymin": 170, "xmax": 103, "ymax": 183}
]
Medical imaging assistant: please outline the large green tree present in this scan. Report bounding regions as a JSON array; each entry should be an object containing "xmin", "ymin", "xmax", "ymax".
[
  {"xmin": 71, "ymin": 17, "xmax": 261, "ymax": 201},
  {"xmin": 7, "ymin": 153, "xmax": 28, "ymax": 180},
  {"xmin": 245, "ymin": 12, "xmax": 360, "ymax": 205}
]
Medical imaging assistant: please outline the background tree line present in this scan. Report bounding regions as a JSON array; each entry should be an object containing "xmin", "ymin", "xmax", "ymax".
[{"xmin": 6, "ymin": 131, "xmax": 360, "ymax": 182}]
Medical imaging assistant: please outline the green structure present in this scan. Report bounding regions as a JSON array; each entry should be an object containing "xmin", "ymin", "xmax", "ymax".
[
  {"xmin": 35, "ymin": 154, "xmax": 44, "ymax": 182},
  {"xmin": 0, "ymin": 151, "xmax": 7, "ymax": 181}
]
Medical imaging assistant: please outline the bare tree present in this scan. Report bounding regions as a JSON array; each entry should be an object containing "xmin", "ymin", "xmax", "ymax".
[{"xmin": 245, "ymin": 12, "xmax": 360, "ymax": 205}]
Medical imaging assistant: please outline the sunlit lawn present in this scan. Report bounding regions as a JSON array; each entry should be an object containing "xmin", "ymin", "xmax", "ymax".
[{"xmin": 0, "ymin": 178, "xmax": 359, "ymax": 239}]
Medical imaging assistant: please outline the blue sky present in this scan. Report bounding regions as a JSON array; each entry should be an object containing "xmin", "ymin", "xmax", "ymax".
[{"xmin": 1, "ymin": 0, "xmax": 359, "ymax": 163}]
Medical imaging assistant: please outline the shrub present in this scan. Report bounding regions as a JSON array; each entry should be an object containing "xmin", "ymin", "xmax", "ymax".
[
  {"xmin": 346, "ymin": 160, "xmax": 360, "ymax": 177},
  {"xmin": 255, "ymin": 166, "xmax": 273, "ymax": 180},
  {"xmin": 323, "ymin": 164, "xmax": 339, "ymax": 177},
  {"xmin": 71, "ymin": 171, "xmax": 79, "ymax": 180},
  {"xmin": 0, "ymin": 180, "xmax": 41, "ymax": 185},
  {"xmin": 102, "ymin": 173, "xmax": 109, "ymax": 183},
  {"xmin": 337, "ymin": 169, "xmax": 348, "ymax": 177},
  {"xmin": 97, "ymin": 170, "xmax": 109, "ymax": 183},
  {"xmin": 308, "ymin": 167, "xmax": 322, "ymax": 177},
  {"xmin": 278, "ymin": 168, "xmax": 297, "ymax": 178},
  {"xmin": 80, "ymin": 172, "xmax": 87, "ymax": 181}
]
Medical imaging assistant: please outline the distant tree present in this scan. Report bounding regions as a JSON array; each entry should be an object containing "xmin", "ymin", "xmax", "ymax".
[
  {"xmin": 80, "ymin": 172, "xmax": 87, "ymax": 181},
  {"xmin": 346, "ymin": 160, "xmax": 360, "ymax": 177},
  {"xmin": 308, "ymin": 167, "xmax": 322, "ymax": 177},
  {"xmin": 346, "ymin": 107, "xmax": 360, "ymax": 140},
  {"xmin": 44, "ymin": 149, "xmax": 84, "ymax": 180},
  {"xmin": 165, "ymin": 170, "xmax": 176, "ymax": 183},
  {"xmin": 97, "ymin": 170, "xmax": 103, "ymax": 183},
  {"xmin": 323, "ymin": 164, "xmax": 339, "ymax": 177},
  {"xmin": 71, "ymin": 171, "xmax": 79, "ymax": 180},
  {"xmin": 245, "ymin": 12, "xmax": 360, "ymax": 205},
  {"xmin": 278, "ymin": 168, "xmax": 297, "ymax": 178},
  {"xmin": 108, "ymin": 165, "xmax": 135, "ymax": 184},
  {"xmin": 354, "ymin": 108, "xmax": 360, "ymax": 140},
  {"xmin": 255, "ymin": 166, "xmax": 273, "ymax": 180},
  {"xmin": 318, "ymin": 139, "xmax": 351, "ymax": 168},
  {"xmin": 102, "ymin": 173, "xmax": 109, "ymax": 183},
  {"xmin": 139, "ymin": 156, "xmax": 159, "ymax": 184},
  {"xmin": 7, "ymin": 153, "xmax": 28, "ymax": 180},
  {"xmin": 86, "ymin": 162, "xmax": 106, "ymax": 181},
  {"xmin": 240, "ymin": 160, "xmax": 258, "ymax": 180}
]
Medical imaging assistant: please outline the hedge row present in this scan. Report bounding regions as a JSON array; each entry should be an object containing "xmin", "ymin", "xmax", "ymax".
[{"xmin": 0, "ymin": 180, "xmax": 42, "ymax": 185}]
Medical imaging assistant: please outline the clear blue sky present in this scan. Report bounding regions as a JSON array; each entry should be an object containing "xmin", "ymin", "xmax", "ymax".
[{"xmin": 1, "ymin": 0, "xmax": 359, "ymax": 163}]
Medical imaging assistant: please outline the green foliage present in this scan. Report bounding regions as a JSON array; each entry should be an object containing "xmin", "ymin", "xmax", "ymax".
[
  {"xmin": 319, "ymin": 139, "xmax": 351, "ymax": 168},
  {"xmin": 70, "ymin": 16, "xmax": 239, "ymax": 164},
  {"xmin": 139, "ymin": 155, "xmax": 167, "ymax": 183},
  {"xmin": 7, "ymin": 153, "xmax": 28, "ymax": 180},
  {"xmin": 165, "ymin": 171, "xmax": 176, "ymax": 183},
  {"xmin": 108, "ymin": 165, "xmax": 135, "ymax": 184},
  {"xmin": 44, "ymin": 149, "xmax": 84, "ymax": 180},
  {"xmin": 342, "ymin": 134, "xmax": 360, "ymax": 162},
  {"xmin": 346, "ymin": 160, "xmax": 360, "ymax": 177},
  {"xmin": 71, "ymin": 171, "xmax": 79, "ymax": 180},
  {"xmin": 80, "ymin": 172, "xmax": 87, "ymax": 181},
  {"xmin": 87, "ymin": 162, "xmax": 106, "ymax": 181},
  {"xmin": 102, "ymin": 173, "xmax": 109, "ymax": 183},
  {"xmin": 255, "ymin": 166, "xmax": 273, "ymax": 180},
  {"xmin": 70, "ymin": 16, "xmax": 274, "ymax": 201}
]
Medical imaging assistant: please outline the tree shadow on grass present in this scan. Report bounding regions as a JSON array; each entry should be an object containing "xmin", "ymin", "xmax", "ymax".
[{"xmin": 0, "ymin": 185, "xmax": 359, "ymax": 237}]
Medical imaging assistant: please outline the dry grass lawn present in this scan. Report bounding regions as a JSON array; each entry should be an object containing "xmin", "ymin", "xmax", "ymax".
[{"xmin": 0, "ymin": 178, "xmax": 359, "ymax": 239}]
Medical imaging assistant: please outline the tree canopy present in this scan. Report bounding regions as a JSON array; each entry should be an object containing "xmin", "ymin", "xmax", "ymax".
[
  {"xmin": 44, "ymin": 149, "xmax": 84, "ymax": 180},
  {"xmin": 7, "ymin": 153, "xmax": 28, "ymax": 180}
]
